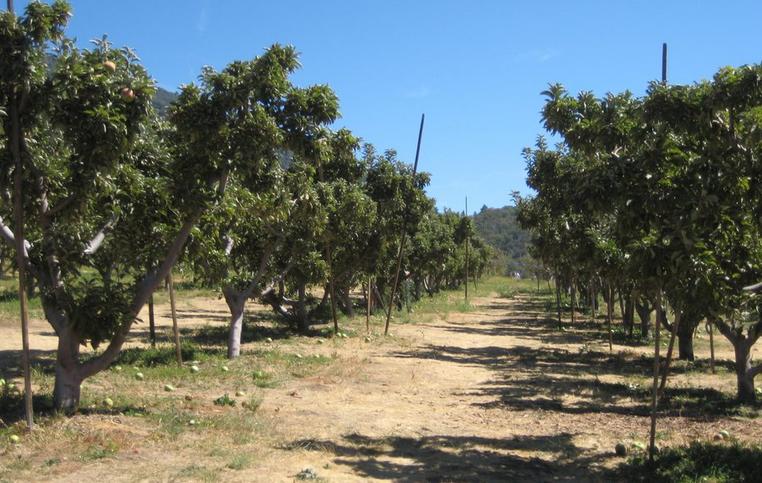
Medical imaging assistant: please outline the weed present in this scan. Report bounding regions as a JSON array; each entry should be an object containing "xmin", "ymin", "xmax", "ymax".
[
  {"xmin": 226, "ymin": 453, "xmax": 253, "ymax": 470},
  {"xmin": 214, "ymin": 393, "xmax": 236, "ymax": 407},
  {"xmin": 79, "ymin": 440, "xmax": 118, "ymax": 461}
]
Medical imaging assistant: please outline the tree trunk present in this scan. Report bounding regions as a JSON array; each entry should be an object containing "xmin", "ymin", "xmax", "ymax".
[
  {"xmin": 224, "ymin": 288, "xmax": 246, "ymax": 359},
  {"xmin": 296, "ymin": 282, "xmax": 308, "ymax": 333},
  {"xmin": 624, "ymin": 294, "xmax": 634, "ymax": 338},
  {"xmin": 570, "ymin": 281, "xmax": 577, "ymax": 324},
  {"xmin": 677, "ymin": 318, "xmax": 696, "ymax": 361},
  {"xmin": 734, "ymin": 340, "xmax": 756, "ymax": 402},
  {"xmin": 636, "ymin": 299, "xmax": 651, "ymax": 338},
  {"xmin": 53, "ymin": 327, "xmax": 82, "ymax": 412},
  {"xmin": 148, "ymin": 293, "xmax": 156, "ymax": 347},
  {"xmin": 340, "ymin": 288, "xmax": 354, "ymax": 317}
]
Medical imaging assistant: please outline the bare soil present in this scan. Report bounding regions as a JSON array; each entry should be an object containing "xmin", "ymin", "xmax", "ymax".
[{"xmin": 1, "ymin": 288, "xmax": 761, "ymax": 482}]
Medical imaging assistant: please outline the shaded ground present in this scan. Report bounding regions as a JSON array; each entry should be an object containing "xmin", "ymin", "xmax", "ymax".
[{"xmin": 1, "ymin": 284, "xmax": 760, "ymax": 482}]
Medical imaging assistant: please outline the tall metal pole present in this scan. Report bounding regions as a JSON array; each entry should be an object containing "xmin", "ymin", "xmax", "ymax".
[
  {"xmin": 8, "ymin": 0, "xmax": 34, "ymax": 431},
  {"xmin": 384, "ymin": 114, "xmax": 425, "ymax": 335},
  {"xmin": 465, "ymin": 196, "xmax": 469, "ymax": 301},
  {"xmin": 649, "ymin": 42, "xmax": 668, "ymax": 465},
  {"xmin": 314, "ymin": 146, "xmax": 340, "ymax": 334}
]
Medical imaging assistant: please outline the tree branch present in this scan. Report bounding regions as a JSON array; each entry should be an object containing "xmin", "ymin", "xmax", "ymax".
[
  {"xmin": 712, "ymin": 316, "xmax": 738, "ymax": 345},
  {"xmin": 0, "ymin": 215, "xmax": 31, "ymax": 259},
  {"xmin": 83, "ymin": 216, "xmax": 118, "ymax": 256},
  {"xmin": 749, "ymin": 363, "xmax": 762, "ymax": 380}
]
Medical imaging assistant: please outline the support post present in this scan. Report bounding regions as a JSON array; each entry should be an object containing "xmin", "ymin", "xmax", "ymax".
[
  {"xmin": 465, "ymin": 196, "xmax": 469, "ymax": 301},
  {"xmin": 8, "ymin": 0, "xmax": 33, "ymax": 430},
  {"xmin": 167, "ymin": 273, "xmax": 182, "ymax": 365},
  {"xmin": 385, "ymin": 114, "xmax": 425, "ymax": 335}
]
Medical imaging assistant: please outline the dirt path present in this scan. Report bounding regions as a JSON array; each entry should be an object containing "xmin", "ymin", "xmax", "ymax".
[
  {"xmin": 248, "ymin": 293, "xmax": 760, "ymax": 482},
  {"xmin": 3, "ymin": 289, "xmax": 760, "ymax": 482}
]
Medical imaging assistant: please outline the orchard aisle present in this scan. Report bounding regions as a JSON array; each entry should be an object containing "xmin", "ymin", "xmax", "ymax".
[
  {"xmin": 252, "ymin": 293, "xmax": 612, "ymax": 482},
  {"xmin": 7, "ymin": 288, "xmax": 758, "ymax": 482},
  {"xmin": 252, "ymin": 291, "xmax": 760, "ymax": 482}
]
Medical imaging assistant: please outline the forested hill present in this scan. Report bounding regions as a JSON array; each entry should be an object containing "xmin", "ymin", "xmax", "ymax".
[
  {"xmin": 152, "ymin": 87, "xmax": 178, "ymax": 117},
  {"xmin": 472, "ymin": 205, "xmax": 530, "ymax": 270}
]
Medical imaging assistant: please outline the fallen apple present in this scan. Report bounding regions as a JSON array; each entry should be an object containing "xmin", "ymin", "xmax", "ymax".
[
  {"xmin": 103, "ymin": 60, "xmax": 116, "ymax": 72},
  {"xmin": 615, "ymin": 443, "xmax": 627, "ymax": 456},
  {"xmin": 9, "ymin": 435, "xmax": 20, "ymax": 444},
  {"xmin": 190, "ymin": 365, "xmax": 200, "ymax": 373},
  {"xmin": 164, "ymin": 384, "xmax": 175, "ymax": 392},
  {"xmin": 103, "ymin": 397, "xmax": 114, "ymax": 408},
  {"xmin": 135, "ymin": 372, "xmax": 144, "ymax": 381},
  {"xmin": 113, "ymin": 365, "xmax": 123, "ymax": 372},
  {"xmin": 221, "ymin": 366, "xmax": 229, "ymax": 372},
  {"xmin": 188, "ymin": 419, "xmax": 197, "ymax": 426},
  {"xmin": 235, "ymin": 390, "xmax": 246, "ymax": 397}
]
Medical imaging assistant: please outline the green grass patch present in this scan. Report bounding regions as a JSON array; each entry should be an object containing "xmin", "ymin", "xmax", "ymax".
[
  {"xmin": 79, "ymin": 440, "xmax": 119, "ymax": 461},
  {"xmin": 617, "ymin": 441, "xmax": 762, "ymax": 482},
  {"xmin": 175, "ymin": 464, "xmax": 219, "ymax": 482},
  {"xmin": 226, "ymin": 453, "xmax": 253, "ymax": 470}
]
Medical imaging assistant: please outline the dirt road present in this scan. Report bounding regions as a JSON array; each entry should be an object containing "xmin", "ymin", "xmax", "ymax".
[{"xmin": 2, "ymin": 290, "xmax": 759, "ymax": 482}]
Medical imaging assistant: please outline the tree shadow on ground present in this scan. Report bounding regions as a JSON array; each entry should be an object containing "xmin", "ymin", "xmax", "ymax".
[
  {"xmin": 391, "ymin": 337, "xmax": 756, "ymax": 420},
  {"xmin": 0, "ymin": 391, "xmax": 150, "ymax": 426},
  {"xmin": 472, "ymin": 372, "xmax": 757, "ymax": 419},
  {"xmin": 0, "ymin": 348, "xmax": 56, "ymax": 380},
  {"xmin": 283, "ymin": 432, "xmax": 610, "ymax": 482}
]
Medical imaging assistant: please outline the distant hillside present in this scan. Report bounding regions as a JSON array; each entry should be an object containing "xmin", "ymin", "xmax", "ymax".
[
  {"xmin": 472, "ymin": 205, "xmax": 530, "ymax": 272},
  {"xmin": 152, "ymin": 87, "xmax": 178, "ymax": 117}
]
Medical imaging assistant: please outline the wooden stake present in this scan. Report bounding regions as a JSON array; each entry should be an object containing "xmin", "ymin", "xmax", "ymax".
[
  {"xmin": 385, "ymin": 114, "xmax": 425, "ymax": 335},
  {"xmin": 708, "ymin": 320, "xmax": 716, "ymax": 374},
  {"xmin": 326, "ymin": 244, "xmax": 339, "ymax": 335},
  {"xmin": 555, "ymin": 274, "xmax": 562, "ymax": 329},
  {"xmin": 365, "ymin": 276, "xmax": 371, "ymax": 334},
  {"xmin": 649, "ymin": 289, "xmax": 663, "ymax": 463},
  {"xmin": 148, "ymin": 293, "xmax": 156, "ymax": 347},
  {"xmin": 659, "ymin": 311, "xmax": 680, "ymax": 395},
  {"xmin": 8, "ymin": 0, "xmax": 33, "ymax": 430},
  {"xmin": 571, "ymin": 281, "xmax": 577, "ymax": 324},
  {"xmin": 607, "ymin": 283, "xmax": 613, "ymax": 353},
  {"xmin": 167, "ymin": 273, "xmax": 182, "ymax": 365}
]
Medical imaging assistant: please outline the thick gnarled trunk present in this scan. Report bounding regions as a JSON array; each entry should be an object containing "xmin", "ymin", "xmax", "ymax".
[
  {"xmin": 734, "ymin": 340, "xmax": 756, "ymax": 402},
  {"xmin": 635, "ymin": 299, "xmax": 651, "ymax": 338},
  {"xmin": 224, "ymin": 288, "xmax": 247, "ymax": 359},
  {"xmin": 714, "ymin": 318, "xmax": 761, "ymax": 403},
  {"xmin": 677, "ymin": 317, "xmax": 696, "ymax": 361},
  {"xmin": 53, "ymin": 326, "xmax": 82, "ymax": 412}
]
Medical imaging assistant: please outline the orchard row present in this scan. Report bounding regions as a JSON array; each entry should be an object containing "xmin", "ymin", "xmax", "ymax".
[
  {"xmin": 0, "ymin": 2, "xmax": 493, "ymax": 411},
  {"xmin": 516, "ymin": 62, "xmax": 762, "ymax": 402}
]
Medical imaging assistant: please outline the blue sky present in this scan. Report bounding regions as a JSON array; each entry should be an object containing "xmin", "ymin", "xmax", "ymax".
[{"xmin": 14, "ymin": 1, "xmax": 762, "ymax": 212}]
